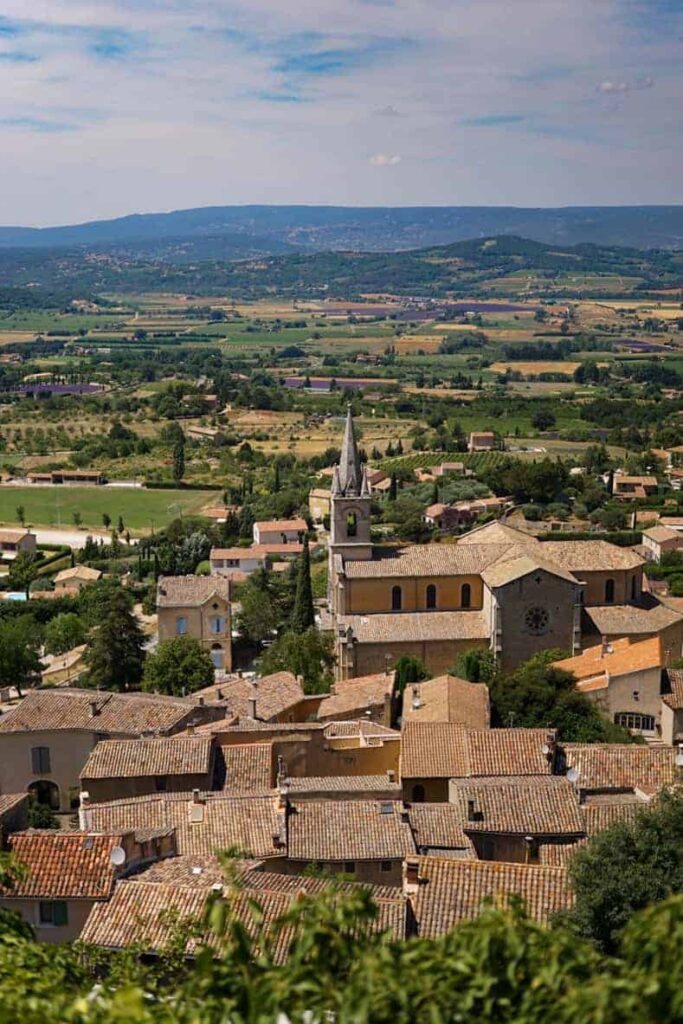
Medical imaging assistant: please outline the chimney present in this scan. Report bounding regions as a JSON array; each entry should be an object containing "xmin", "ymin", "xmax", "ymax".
[
  {"xmin": 467, "ymin": 799, "xmax": 477, "ymax": 822},
  {"xmin": 216, "ymin": 688, "xmax": 223, "ymax": 700},
  {"xmin": 248, "ymin": 697, "xmax": 257, "ymax": 719},
  {"xmin": 89, "ymin": 700, "xmax": 100, "ymax": 717},
  {"xmin": 192, "ymin": 788, "xmax": 201, "ymax": 804},
  {"xmin": 197, "ymin": 696, "xmax": 205, "ymax": 707},
  {"xmin": 78, "ymin": 791, "xmax": 90, "ymax": 831},
  {"xmin": 187, "ymin": 724, "xmax": 195, "ymax": 736},
  {"xmin": 403, "ymin": 856, "xmax": 420, "ymax": 895},
  {"xmin": 411, "ymin": 685, "xmax": 422, "ymax": 711},
  {"xmin": 386, "ymin": 769, "xmax": 395, "ymax": 783},
  {"xmin": 296, "ymin": 674, "xmax": 304, "ymax": 689},
  {"xmin": 601, "ymin": 637, "xmax": 612, "ymax": 657}
]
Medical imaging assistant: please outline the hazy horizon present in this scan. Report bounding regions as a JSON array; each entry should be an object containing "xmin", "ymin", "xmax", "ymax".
[{"xmin": 0, "ymin": 1, "xmax": 681, "ymax": 226}]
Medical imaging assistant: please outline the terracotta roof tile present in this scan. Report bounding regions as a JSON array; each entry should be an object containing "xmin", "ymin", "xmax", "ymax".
[
  {"xmin": 340, "ymin": 611, "xmax": 490, "ymax": 644},
  {"xmin": 283, "ymin": 776, "xmax": 401, "ymax": 796},
  {"xmin": 401, "ymin": 725, "xmax": 554, "ymax": 780},
  {"xmin": 156, "ymin": 575, "xmax": 230, "ymax": 607},
  {"xmin": 407, "ymin": 803, "xmax": 473, "ymax": 852},
  {"xmin": 558, "ymin": 744, "xmax": 677, "ymax": 791},
  {"xmin": 410, "ymin": 856, "xmax": 573, "ymax": 933},
  {"xmin": 81, "ymin": 736, "xmax": 213, "ymax": 780},
  {"xmin": 254, "ymin": 518, "xmax": 307, "ymax": 533},
  {"xmin": 0, "ymin": 688, "xmax": 200, "ymax": 736},
  {"xmin": 584, "ymin": 603, "xmax": 683, "ymax": 636},
  {"xmin": 343, "ymin": 543, "xmax": 512, "ymax": 578},
  {"xmin": 3, "ymin": 831, "xmax": 127, "ymax": 899},
  {"xmin": 401, "ymin": 675, "xmax": 490, "ymax": 729},
  {"xmin": 320, "ymin": 673, "xmax": 393, "ymax": 720},
  {"xmin": 663, "ymin": 669, "xmax": 683, "ymax": 710},
  {"xmin": 191, "ymin": 672, "xmax": 304, "ymax": 723},
  {"xmin": 287, "ymin": 799, "xmax": 416, "ymax": 862},
  {"xmin": 220, "ymin": 743, "xmax": 273, "ymax": 793},
  {"xmin": 450, "ymin": 777, "xmax": 584, "ymax": 836},
  {"xmin": 581, "ymin": 800, "xmax": 643, "ymax": 835},
  {"xmin": 553, "ymin": 637, "xmax": 662, "ymax": 681}
]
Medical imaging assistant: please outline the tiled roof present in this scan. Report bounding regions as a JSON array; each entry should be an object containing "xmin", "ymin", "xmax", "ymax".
[
  {"xmin": 581, "ymin": 800, "xmax": 643, "ymax": 835},
  {"xmin": 662, "ymin": 669, "xmax": 683, "ymax": 710},
  {"xmin": 553, "ymin": 636, "xmax": 663, "ymax": 681},
  {"xmin": 538, "ymin": 842, "xmax": 584, "ymax": 866},
  {"xmin": 84, "ymin": 793, "xmax": 284, "ymax": 860},
  {"xmin": 131, "ymin": 854, "xmax": 228, "ymax": 886},
  {"xmin": 401, "ymin": 724, "xmax": 554, "ymax": 779},
  {"xmin": 540, "ymin": 540, "xmax": 644, "ymax": 571},
  {"xmin": 254, "ymin": 518, "xmax": 307, "ymax": 532},
  {"xmin": 156, "ymin": 575, "xmax": 230, "ymax": 607},
  {"xmin": 81, "ymin": 736, "xmax": 213, "ymax": 780},
  {"xmin": 320, "ymin": 673, "xmax": 393, "ymax": 720},
  {"xmin": 407, "ymin": 803, "xmax": 473, "ymax": 852},
  {"xmin": 220, "ymin": 743, "xmax": 273, "ymax": 793},
  {"xmin": 0, "ymin": 688, "xmax": 199, "ymax": 736},
  {"xmin": 0, "ymin": 793, "xmax": 28, "ymax": 820},
  {"xmin": 286, "ymin": 800, "xmax": 416, "ymax": 862},
  {"xmin": 340, "ymin": 611, "xmax": 490, "ymax": 644},
  {"xmin": 324, "ymin": 720, "xmax": 399, "ymax": 739},
  {"xmin": 584, "ymin": 602, "xmax": 683, "ymax": 636},
  {"xmin": 211, "ymin": 544, "xmax": 303, "ymax": 559},
  {"xmin": 450, "ymin": 777, "xmax": 585, "ymax": 836},
  {"xmin": 81, "ymin": 869, "xmax": 406, "ymax": 957},
  {"xmin": 343, "ymin": 544, "xmax": 513, "ymax": 578},
  {"xmin": 401, "ymin": 675, "xmax": 490, "ymax": 729},
  {"xmin": 3, "ymin": 831, "xmax": 126, "ymax": 899},
  {"xmin": 191, "ymin": 672, "xmax": 304, "ymax": 723},
  {"xmin": 643, "ymin": 526, "xmax": 680, "ymax": 543},
  {"xmin": 482, "ymin": 554, "xmax": 578, "ymax": 588},
  {"xmin": 54, "ymin": 565, "xmax": 102, "ymax": 583},
  {"xmin": 411, "ymin": 856, "xmax": 573, "ymax": 934},
  {"xmin": 283, "ymin": 776, "xmax": 401, "ymax": 796},
  {"xmin": 558, "ymin": 744, "xmax": 677, "ymax": 791}
]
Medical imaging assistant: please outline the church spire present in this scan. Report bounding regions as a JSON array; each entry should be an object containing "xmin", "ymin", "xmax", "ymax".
[{"xmin": 337, "ymin": 405, "xmax": 362, "ymax": 496}]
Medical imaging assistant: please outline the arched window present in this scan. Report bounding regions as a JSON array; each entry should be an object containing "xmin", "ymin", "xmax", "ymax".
[
  {"xmin": 630, "ymin": 576, "xmax": 637, "ymax": 601},
  {"xmin": 28, "ymin": 779, "xmax": 60, "ymax": 811},
  {"xmin": 411, "ymin": 784, "xmax": 426, "ymax": 803},
  {"xmin": 605, "ymin": 578, "xmax": 615, "ymax": 604},
  {"xmin": 210, "ymin": 615, "xmax": 226, "ymax": 635},
  {"xmin": 426, "ymin": 584, "xmax": 437, "ymax": 609},
  {"xmin": 392, "ymin": 586, "xmax": 402, "ymax": 611},
  {"xmin": 461, "ymin": 582, "xmax": 471, "ymax": 609},
  {"xmin": 175, "ymin": 616, "xmax": 188, "ymax": 635},
  {"xmin": 346, "ymin": 511, "xmax": 357, "ymax": 538},
  {"xmin": 210, "ymin": 643, "xmax": 223, "ymax": 669}
]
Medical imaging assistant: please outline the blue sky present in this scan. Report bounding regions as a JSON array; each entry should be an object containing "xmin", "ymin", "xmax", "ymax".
[{"xmin": 0, "ymin": 0, "xmax": 681, "ymax": 224}]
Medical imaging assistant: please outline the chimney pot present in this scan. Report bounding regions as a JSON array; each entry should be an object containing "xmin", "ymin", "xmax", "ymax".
[
  {"xmin": 89, "ymin": 700, "xmax": 100, "ymax": 717},
  {"xmin": 467, "ymin": 799, "xmax": 477, "ymax": 822},
  {"xmin": 404, "ymin": 856, "xmax": 420, "ymax": 893},
  {"xmin": 248, "ymin": 697, "xmax": 257, "ymax": 719},
  {"xmin": 192, "ymin": 788, "xmax": 200, "ymax": 803},
  {"xmin": 386, "ymin": 769, "xmax": 395, "ymax": 783},
  {"xmin": 216, "ymin": 688, "xmax": 223, "ymax": 700},
  {"xmin": 198, "ymin": 696, "xmax": 205, "ymax": 707}
]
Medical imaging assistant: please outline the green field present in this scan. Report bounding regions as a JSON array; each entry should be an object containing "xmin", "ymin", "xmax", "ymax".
[{"xmin": 0, "ymin": 486, "xmax": 221, "ymax": 532}]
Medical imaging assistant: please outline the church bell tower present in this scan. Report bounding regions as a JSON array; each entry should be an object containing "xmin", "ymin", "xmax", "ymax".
[{"xmin": 329, "ymin": 407, "xmax": 373, "ymax": 568}]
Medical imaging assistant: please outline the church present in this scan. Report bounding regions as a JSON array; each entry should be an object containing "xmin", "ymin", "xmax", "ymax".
[{"xmin": 328, "ymin": 410, "xmax": 683, "ymax": 680}]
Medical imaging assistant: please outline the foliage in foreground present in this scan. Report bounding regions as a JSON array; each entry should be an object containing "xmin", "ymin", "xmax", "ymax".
[{"xmin": 0, "ymin": 886, "xmax": 681, "ymax": 1023}]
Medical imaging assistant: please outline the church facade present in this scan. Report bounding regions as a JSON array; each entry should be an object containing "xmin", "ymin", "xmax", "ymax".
[{"xmin": 328, "ymin": 410, "xmax": 682, "ymax": 680}]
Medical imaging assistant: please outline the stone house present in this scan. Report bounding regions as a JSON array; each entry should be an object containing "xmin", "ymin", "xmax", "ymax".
[{"xmin": 157, "ymin": 574, "xmax": 232, "ymax": 671}]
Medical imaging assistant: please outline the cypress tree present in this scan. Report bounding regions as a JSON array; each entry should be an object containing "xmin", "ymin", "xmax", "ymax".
[
  {"xmin": 172, "ymin": 436, "xmax": 185, "ymax": 483},
  {"xmin": 290, "ymin": 536, "xmax": 315, "ymax": 633},
  {"xmin": 389, "ymin": 472, "xmax": 398, "ymax": 501},
  {"xmin": 85, "ymin": 589, "xmax": 146, "ymax": 691}
]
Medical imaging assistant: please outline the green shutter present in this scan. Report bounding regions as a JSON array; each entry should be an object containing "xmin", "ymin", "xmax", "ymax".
[{"xmin": 53, "ymin": 901, "xmax": 68, "ymax": 927}]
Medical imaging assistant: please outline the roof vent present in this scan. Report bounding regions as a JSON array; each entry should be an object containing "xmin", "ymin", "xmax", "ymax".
[{"xmin": 380, "ymin": 802, "xmax": 394, "ymax": 815}]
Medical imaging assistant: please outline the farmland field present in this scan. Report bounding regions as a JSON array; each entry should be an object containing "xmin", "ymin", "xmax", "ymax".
[{"xmin": 0, "ymin": 486, "xmax": 220, "ymax": 532}]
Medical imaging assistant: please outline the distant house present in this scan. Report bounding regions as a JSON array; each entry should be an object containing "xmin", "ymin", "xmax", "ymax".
[
  {"xmin": 553, "ymin": 637, "xmax": 664, "ymax": 738},
  {"xmin": 308, "ymin": 488, "xmax": 331, "ymax": 523},
  {"xmin": 27, "ymin": 470, "xmax": 105, "ymax": 486},
  {"xmin": 642, "ymin": 525, "xmax": 683, "ymax": 562},
  {"xmin": 156, "ymin": 575, "xmax": 232, "ymax": 671},
  {"xmin": 0, "ymin": 529, "xmax": 36, "ymax": 562},
  {"xmin": 80, "ymin": 735, "xmax": 216, "ymax": 803},
  {"xmin": 185, "ymin": 425, "xmax": 225, "ymax": 444},
  {"xmin": 468, "ymin": 431, "xmax": 496, "ymax": 452},
  {"xmin": 53, "ymin": 565, "xmax": 102, "ymax": 594},
  {"xmin": 433, "ymin": 462, "xmax": 466, "ymax": 477},
  {"xmin": 317, "ymin": 670, "xmax": 395, "ymax": 726},
  {"xmin": 0, "ymin": 829, "xmax": 174, "ymax": 943},
  {"xmin": 661, "ymin": 668, "xmax": 683, "ymax": 745},
  {"xmin": 253, "ymin": 518, "xmax": 307, "ymax": 546},
  {"xmin": 210, "ymin": 543, "xmax": 303, "ymax": 577},
  {"xmin": 612, "ymin": 475, "xmax": 658, "ymax": 500},
  {"xmin": 401, "ymin": 675, "xmax": 490, "ymax": 729}
]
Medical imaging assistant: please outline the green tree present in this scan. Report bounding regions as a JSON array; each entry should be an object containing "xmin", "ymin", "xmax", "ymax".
[
  {"xmin": 101, "ymin": 512, "xmax": 111, "ymax": 529},
  {"xmin": 388, "ymin": 472, "xmax": 398, "ymax": 501},
  {"xmin": 394, "ymin": 655, "xmax": 430, "ymax": 694},
  {"xmin": 490, "ymin": 650, "xmax": 635, "ymax": 741},
  {"xmin": 561, "ymin": 791, "xmax": 683, "ymax": 954},
  {"xmin": 290, "ymin": 537, "xmax": 315, "ymax": 633},
  {"xmin": 117, "ymin": 515, "xmax": 125, "ymax": 535},
  {"xmin": 27, "ymin": 799, "xmax": 59, "ymax": 829},
  {"xmin": 15, "ymin": 505, "xmax": 25, "ymax": 527},
  {"xmin": 142, "ymin": 636, "xmax": 214, "ymax": 697},
  {"xmin": 172, "ymin": 435, "xmax": 185, "ymax": 483},
  {"xmin": 77, "ymin": 577, "xmax": 131, "ymax": 627},
  {"xmin": 44, "ymin": 613, "xmax": 86, "ymax": 655},
  {"xmin": 0, "ymin": 615, "xmax": 43, "ymax": 697},
  {"xmin": 237, "ymin": 571, "xmax": 281, "ymax": 645},
  {"xmin": 72, "ymin": 511, "xmax": 82, "ymax": 528},
  {"xmin": 258, "ymin": 626, "xmax": 334, "ymax": 693},
  {"xmin": 8, "ymin": 551, "xmax": 38, "ymax": 598},
  {"xmin": 84, "ymin": 588, "xmax": 146, "ymax": 691},
  {"xmin": 454, "ymin": 647, "xmax": 498, "ymax": 684}
]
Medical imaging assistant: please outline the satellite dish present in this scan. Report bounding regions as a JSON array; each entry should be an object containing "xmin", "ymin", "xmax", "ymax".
[
  {"xmin": 110, "ymin": 846, "xmax": 126, "ymax": 867},
  {"xmin": 567, "ymin": 768, "xmax": 580, "ymax": 784}
]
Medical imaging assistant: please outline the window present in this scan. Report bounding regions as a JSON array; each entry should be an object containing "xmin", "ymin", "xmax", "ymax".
[
  {"xmin": 411, "ymin": 784, "xmax": 426, "ymax": 803},
  {"xmin": 614, "ymin": 712, "xmax": 655, "ymax": 732},
  {"xmin": 605, "ymin": 578, "xmax": 615, "ymax": 604},
  {"xmin": 210, "ymin": 644, "xmax": 223, "ymax": 669},
  {"xmin": 391, "ymin": 586, "xmax": 402, "ymax": 611},
  {"xmin": 461, "ymin": 583, "xmax": 471, "ymax": 609},
  {"xmin": 631, "ymin": 576, "xmax": 637, "ymax": 601},
  {"xmin": 39, "ymin": 901, "xmax": 68, "ymax": 927},
  {"xmin": 344, "ymin": 861, "xmax": 356, "ymax": 874},
  {"xmin": 380, "ymin": 860, "xmax": 392, "ymax": 873},
  {"xmin": 28, "ymin": 780, "xmax": 59, "ymax": 810},
  {"xmin": 426, "ymin": 584, "xmax": 437, "ymax": 610},
  {"xmin": 346, "ymin": 511, "xmax": 357, "ymax": 538},
  {"xmin": 31, "ymin": 746, "xmax": 50, "ymax": 774},
  {"xmin": 175, "ymin": 616, "xmax": 188, "ymax": 635},
  {"xmin": 210, "ymin": 616, "xmax": 225, "ymax": 634}
]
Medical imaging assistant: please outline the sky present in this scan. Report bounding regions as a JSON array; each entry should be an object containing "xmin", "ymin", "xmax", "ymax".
[{"xmin": 0, "ymin": 0, "xmax": 681, "ymax": 225}]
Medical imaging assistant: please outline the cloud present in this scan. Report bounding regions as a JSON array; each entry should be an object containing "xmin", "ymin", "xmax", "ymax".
[
  {"xmin": 369, "ymin": 153, "xmax": 401, "ymax": 166},
  {"xmin": 597, "ymin": 77, "xmax": 654, "ymax": 95}
]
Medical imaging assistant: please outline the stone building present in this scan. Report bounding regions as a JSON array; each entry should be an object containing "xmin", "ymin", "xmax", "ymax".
[{"xmin": 157, "ymin": 575, "xmax": 232, "ymax": 671}]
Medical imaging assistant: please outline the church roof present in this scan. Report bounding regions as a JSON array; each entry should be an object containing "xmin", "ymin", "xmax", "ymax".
[
  {"xmin": 333, "ymin": 406, "xmax": 366, "ymax": 497},
  {"xmin": 339, "ymin": 611, "xmax": 490, "ymax": 643},
  {"xmin": 342, "ymin": 544, "xmax": 511, "ymax": 579},
  {"xmin": 481, "ymin": 554, "xmax": 578, "ymax": 588}
]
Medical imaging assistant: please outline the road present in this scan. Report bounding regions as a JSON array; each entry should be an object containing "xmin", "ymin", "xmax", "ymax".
[{"xmin": 31, "ymin": 527, "xmax": 135, "ymax": 549}]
